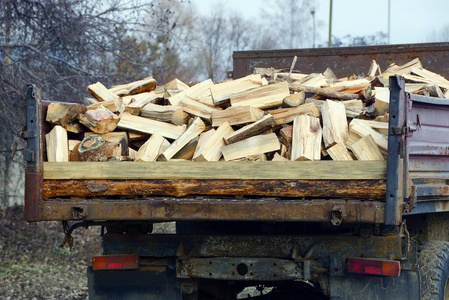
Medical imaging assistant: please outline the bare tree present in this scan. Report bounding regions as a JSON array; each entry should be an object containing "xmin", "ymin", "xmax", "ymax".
[
  {"xmin": 427, "ymin": 24, "xmax": 449, "ymax": 42},
  {"xmin": 261, "ymin": 0, "xmax": 315, "ymax": 49},
  {"xmin": 0, "ymin": 0, "xmax": 192, "ymax": 206},
  {"xmin": 196, "ymin": 9, "xmax": 277, "ymax": 81}
]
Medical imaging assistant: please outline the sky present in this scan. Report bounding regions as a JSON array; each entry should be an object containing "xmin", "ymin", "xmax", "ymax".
[{"xmin": 193, "ymin": 0, "xmax": 449, "ymax": 46}]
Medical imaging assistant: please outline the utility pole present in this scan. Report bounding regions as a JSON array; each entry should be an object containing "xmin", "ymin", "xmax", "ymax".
[
  {"xmin": 311, "ymin": 9, "xmax": 316, "ymax": 48},
  {"xmin": 328, "ymin": 0, "xmax": 333, "ymax": 47}
]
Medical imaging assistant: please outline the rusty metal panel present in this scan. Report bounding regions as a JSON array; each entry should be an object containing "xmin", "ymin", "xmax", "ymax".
[
  {"xmin": 401, "ymin": 86, "xmax": 449, "ymax": 216},
  {"xmin": 407, "ymin": 93, "xmax": 449, "ymax": 158},
  {"xmin": 233, "ymin": 43, "xmax": 449, "ymax": 78},
  {"xmin": 40, "ymin": 199, "xmax": 385, "ymax": 223}
]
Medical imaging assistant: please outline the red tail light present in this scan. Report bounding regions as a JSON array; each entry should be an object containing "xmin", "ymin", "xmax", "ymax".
[
  {"xmin": 347, "ymin": 258, "xmax": 400, "ymax": 277},
  {"xmin": 92, "ymin": 255, "xmax": 139, "ymax": 271}
]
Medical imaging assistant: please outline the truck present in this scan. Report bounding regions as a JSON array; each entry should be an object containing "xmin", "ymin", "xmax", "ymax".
[{"xmin": 24, "ymin": 42, "xmax": 449, "ymax": 299}]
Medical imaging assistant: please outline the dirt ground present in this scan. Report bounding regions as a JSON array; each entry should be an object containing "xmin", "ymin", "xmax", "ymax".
[{"xmin": 0, "ymin": 205, "xmax": 102, "ymax": 300}]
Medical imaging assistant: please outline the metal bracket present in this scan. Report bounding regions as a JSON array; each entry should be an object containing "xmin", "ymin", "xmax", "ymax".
[{"xmin": 330, "ymin": 205, "xmax": 346, "ymax": 226}]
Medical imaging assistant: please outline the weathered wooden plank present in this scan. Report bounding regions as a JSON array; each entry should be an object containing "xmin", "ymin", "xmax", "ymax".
[
  {"xmin": 43, "ymin": 161, "xmax": 387, "ymax": 180},
  {"xmin": 43, "ymin": 178, "xmax": 386, "ymax": 199}
]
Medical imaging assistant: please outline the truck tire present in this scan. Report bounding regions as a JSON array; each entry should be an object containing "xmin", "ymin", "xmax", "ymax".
[{"xmin": 418, "ymin": 241, "xmax": 449, "ymax": 300}]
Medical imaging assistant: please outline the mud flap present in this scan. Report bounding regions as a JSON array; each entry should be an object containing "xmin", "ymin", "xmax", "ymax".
[{"xmin": 329, "ymin": 270, "xmax": 419, "ymax": 299}]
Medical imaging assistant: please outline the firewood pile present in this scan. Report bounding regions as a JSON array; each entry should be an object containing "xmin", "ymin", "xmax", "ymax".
[{"xmin": 45, "ymin": 58, "xmax": 449, "ymax": 163}]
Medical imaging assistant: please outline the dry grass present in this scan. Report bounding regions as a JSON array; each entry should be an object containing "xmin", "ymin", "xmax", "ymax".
[{"xmin": 0, "ymin": 205, "xmax": 101, "ymax": 299}]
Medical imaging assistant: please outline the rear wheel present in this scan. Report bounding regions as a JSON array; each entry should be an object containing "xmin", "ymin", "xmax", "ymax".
[{"xmin": 418, "ymin": 241, "xmax": 449, "ymax": 300}]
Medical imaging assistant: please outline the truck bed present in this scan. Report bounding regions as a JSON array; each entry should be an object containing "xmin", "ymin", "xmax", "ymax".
[{"xmin": 24, "ymin": 44, "xmax": 449, "ymax": 226}]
